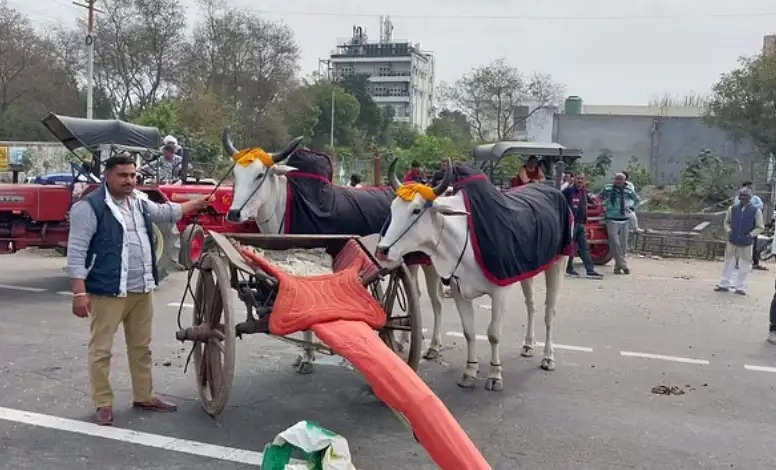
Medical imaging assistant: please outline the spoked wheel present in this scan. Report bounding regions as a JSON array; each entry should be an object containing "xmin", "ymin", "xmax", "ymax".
[
  {"xmin": 191, "ymin": 253, "xmax": 236, "ymax": 416},
  {"xmin": 369, "ymin": 264, "xmax": 422, "ymax": 371},
  {"xmin": 180, "ymin": 224, "xmax": 206, "ymax": 269}
]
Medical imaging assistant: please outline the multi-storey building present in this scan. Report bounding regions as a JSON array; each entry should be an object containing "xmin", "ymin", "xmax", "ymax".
[{"xmin": 329, "ymin": 17, "xmax": 434, "ymax": 131}]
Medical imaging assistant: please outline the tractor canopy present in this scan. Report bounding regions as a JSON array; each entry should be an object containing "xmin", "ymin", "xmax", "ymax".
[
  {"xmin": 472, "ymin": 141, "xmax": 583, "ymax": 190},
  {"xmin": 472, "ymin": 141, "xmax": 582, "ymax": 165},
  {"xmin": 42, "ymin": 113, "xmax": 161, "ymax": 154}
]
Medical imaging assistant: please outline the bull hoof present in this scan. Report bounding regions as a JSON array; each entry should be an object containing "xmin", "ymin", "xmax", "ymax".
[
  {"xmin": 520, "ymin": 345, "xmax": 534, "ymax": 357},
  {"xmin": 540, "ymin": 358, "xmax": 556, "ymax": 371},
  {"xmin": 296, "ymin": 361, "xmax": 314, "ymax": 375},
  {"xmin": 457, "ymin": 373, "xmax": 478, "ymax": 388},
  {"xmin": 484, "ymin": 378, "xmax": 504, "ymax": 392},
  {"xmin": 423, "ymin": 348, "xmax": 441, "ymax": 360}
]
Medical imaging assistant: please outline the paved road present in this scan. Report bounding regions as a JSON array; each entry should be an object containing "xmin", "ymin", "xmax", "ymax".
[{"xmin": 1, "ymin": 250, "xmax": 776, "ymax": 469}]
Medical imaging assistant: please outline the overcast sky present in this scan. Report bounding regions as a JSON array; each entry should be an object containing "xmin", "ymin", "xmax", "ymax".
[{"xmin": 13, "ymin": 0, "xmax": 776, "ymax": 104}]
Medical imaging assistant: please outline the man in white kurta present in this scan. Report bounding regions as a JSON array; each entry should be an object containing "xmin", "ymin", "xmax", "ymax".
[{"xmin": 715, "ymin": 188, "xmax": 764, "ymax": 295}]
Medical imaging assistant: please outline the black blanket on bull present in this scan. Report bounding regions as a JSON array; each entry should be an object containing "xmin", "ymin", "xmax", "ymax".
[
  {"xmin": 451, "ymin": 166, "xmax": 572, "ymax": 286},
  {"xmin": 282, "ymin": 149, "xmax": 392, "ymax": 236}
]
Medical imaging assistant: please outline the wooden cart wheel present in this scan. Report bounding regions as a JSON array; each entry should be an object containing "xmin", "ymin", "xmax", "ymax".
[
  {"xmin": 191, "ymin": 252, "xmax": 236, "ymax": 416},
  {"xmin": 370, "ymin": 264, "xmax": 422, "ymax": 371}
]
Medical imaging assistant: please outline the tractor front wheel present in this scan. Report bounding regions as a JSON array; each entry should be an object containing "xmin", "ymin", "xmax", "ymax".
[{"xmin": 179, "ymin": 224, "xmax": 206, "ymax": 270}]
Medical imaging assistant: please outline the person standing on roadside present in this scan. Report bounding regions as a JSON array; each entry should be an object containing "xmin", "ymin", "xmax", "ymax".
[
  {"xmin": 734, "ymin": 182, "xmax": 767, "ymax": 271},
  {"xmin": 563, "ymin": 174, "xmax": 603, "ymax": 279},
  {"xmin": 715, "ymin": 187, "xmax": 764, "ymax": 295},
  {"xmin": 67, "ymin": 154, "xmax": 211, "ymax": 426},
  {"xmin": 601, "ymin": 173, "xmax": 640, "ymax": 274},
  {"xmin": 768, "ymin": 282, "xmax": 776, "ymax": 344},
  {"xmin": 621, "ymin": 171, "xmax": 641, "ymax": 233}
]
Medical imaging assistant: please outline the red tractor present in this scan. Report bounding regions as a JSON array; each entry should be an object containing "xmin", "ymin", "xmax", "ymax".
[{"xmin": 0, "ymin": 114, "xmax": 254, "ymax": 278}]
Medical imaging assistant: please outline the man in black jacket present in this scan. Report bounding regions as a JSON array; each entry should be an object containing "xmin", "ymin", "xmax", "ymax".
[{"xmin": 563, "ymin": 174, "xmax": 603, "ymax": 279}]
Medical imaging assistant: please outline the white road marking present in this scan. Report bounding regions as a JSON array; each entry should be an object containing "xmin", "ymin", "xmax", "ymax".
[
  {"xmin": 444, "ymin": 331, "xmax": 592, "ymax": 352},
  {"xmin": 620, "ymin": 351, "xmax": 709, "ymax": 365},
  {"xmin": 168, "ymin": 302, "xmax": 194, "ymax": 309},
  {"xmin": 0, "ymin": 406, "xmax": 265, "ymax": 466},
  {"xmin": 535, "ymin": 342, "xmax": 593, "ymax": 352},
  {"xmin": 692, "ymin": 221, "xmax": 710, "ymax": 231},
  {"xmin": 744, "ymin": 364, "xmax": 776, "ymax": 373},
  {"xmin": 57, "ymin": 291, "xmax": 73, "ymax": 296},
  {"xmin": 0, "ymin": 284, "xmax": 46, "ymax": 292}
]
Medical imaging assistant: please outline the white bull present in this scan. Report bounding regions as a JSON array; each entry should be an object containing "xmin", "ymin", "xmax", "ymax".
[
  {"xmin": 376, "ymin": 161, "xmax": 566, "ymax": 391},
  {"xmin": 222, "ymin": 132, "xmax": 445, "ymax": 373}
]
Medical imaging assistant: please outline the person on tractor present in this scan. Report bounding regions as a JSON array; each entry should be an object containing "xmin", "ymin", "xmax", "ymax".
[
  {"xmin": 67, "ymin": 153, "xmax": 211, "ymax": 426},
  {"xmin": 403, "ymin": 160, "xmax": 426, "ymax": 183},
  {"xmin": 141, "ymin": 135, "xmax": 183, "ymax": 182},
  {"xmin": 349, "ymin": 174, "xmax": 363, "ymax": 188},
  {"xmin": 511, "ymin": 155, "xmax": 545, "ymax": 187}
]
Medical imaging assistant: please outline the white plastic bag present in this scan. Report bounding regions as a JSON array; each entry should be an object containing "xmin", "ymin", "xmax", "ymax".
[{"xmin": 261, "ymin": 421, "xmax": 356, "ymax": 470}]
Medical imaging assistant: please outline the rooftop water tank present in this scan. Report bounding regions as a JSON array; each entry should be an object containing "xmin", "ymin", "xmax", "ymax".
[{"xmin": 565, "ymin": 96, "xmax": 583, "ymax": 115}]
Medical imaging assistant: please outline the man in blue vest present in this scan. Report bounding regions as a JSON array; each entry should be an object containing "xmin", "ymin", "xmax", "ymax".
[
  {"xmin": 67, "ymin": 154, "xmax": 210, "ymax": 425},
  {"xmin": 715, "ymin": 187, "xmax": 764, "ymax": 295}
]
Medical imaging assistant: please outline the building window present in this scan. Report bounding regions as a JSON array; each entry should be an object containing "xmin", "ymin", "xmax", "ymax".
[{"xmin": 378, "ymin": 64, "xmax": 392, "ymax": 76}]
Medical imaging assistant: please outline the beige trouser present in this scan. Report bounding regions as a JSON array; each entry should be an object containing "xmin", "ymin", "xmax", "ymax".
[
  {"xmin": 89, "ymin": 292, "xmax": 154, "ymax": 408},
  {"xmin": 719, "ymin": 242, "xmax": 754, "ymax": 291}
]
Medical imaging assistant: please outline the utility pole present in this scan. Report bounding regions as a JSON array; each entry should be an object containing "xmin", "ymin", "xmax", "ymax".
[
  {"xmin": 74, "ymin": 1, "xmax": 102, "ymax": 119},
  {"xmin": 330, "ymin": 90, "xmax": 335, "ymax": 149}
]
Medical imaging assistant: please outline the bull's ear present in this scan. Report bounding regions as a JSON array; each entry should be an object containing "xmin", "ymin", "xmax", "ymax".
[
  {"xmin": 270, "ymin": 164, "xmax": 297, "ymax": 175},
  {"xmin": 432, "ymin": 200, "xmax": 469, "ymax": 217}
]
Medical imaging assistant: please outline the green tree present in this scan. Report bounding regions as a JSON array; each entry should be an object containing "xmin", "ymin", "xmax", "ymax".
[
  {"xmin": 707, "ymin": 53, "xmax": 776, "ymax": 157},
  {"xmin": 394, "ymin": 135, "xmax": 460, "ymax": 169},
  {"xmin": 678, "ymin": 149, "xmax": 739, "ymax": 203},
  {"xmin": 337, "ymin": 73, "xmax": 395, "ymax": 144},
  {"xmin": 625, "ymin": 156, "xmax": 652, "ymax": 189},
  {"xmin": 388, "ymin": 122, "xmax": 420, "ymax": 149},
  {"xmin": 183, "ymin": 0, "xmax": 299, "ymax": 147},
  {"xmin": 0, "ymin": 1, "xmax": 82, "ymax": 140},
  {"xmin": 426, "ymin": 109, "xmax": 473, "ymax": 152},
  {"xmin": 283, "ymin": 80, "xmax": 360, "ymax": 150}
]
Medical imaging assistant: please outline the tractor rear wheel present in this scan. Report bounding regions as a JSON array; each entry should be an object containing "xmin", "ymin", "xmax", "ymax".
[{"xmin": 152, "ymin": 221, "xmax": 181, "ymax": 281}]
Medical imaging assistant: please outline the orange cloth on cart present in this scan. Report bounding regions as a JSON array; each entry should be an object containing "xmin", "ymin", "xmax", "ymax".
[
  {"xmin": 311, "ymin": 320, "xmax": 490, "ymax": 470},
  {"xmin": 238, "ymin": 247, "xmax": 491, "ymax": 469},
  {"xmin": 239, "ymin": 247, "xmax": 385, "ymax": 336}
]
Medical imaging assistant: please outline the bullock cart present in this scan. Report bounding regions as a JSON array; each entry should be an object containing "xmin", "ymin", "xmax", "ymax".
[
  {"xmin": 472, "ymin": 141, "xmax": 612, "ymax": 265},
  {"xmin": 174, "ymin": 231, "xmax": 422, "ymax": 416}
]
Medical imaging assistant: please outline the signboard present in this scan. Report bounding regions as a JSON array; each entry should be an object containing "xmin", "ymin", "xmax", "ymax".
[
  {"xmin": 0, "ymin": 146, "xmax": 25, "ymax": 171},
  {"xmin": 9, "ymin": 147, "xmax": 24, "ymax": 166}
]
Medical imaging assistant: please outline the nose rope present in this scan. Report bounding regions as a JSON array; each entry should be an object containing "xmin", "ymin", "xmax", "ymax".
[
  {"xmin": 235, "ymin": 169, "xmax": 270, "ymax": 214},
  {"xmin": 378, "ymin": 201, "xmax": 432, "ymax": 252},
  {"xmin": 205, "ymin": 161, "xmax": 237, "ymax": 201}
]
